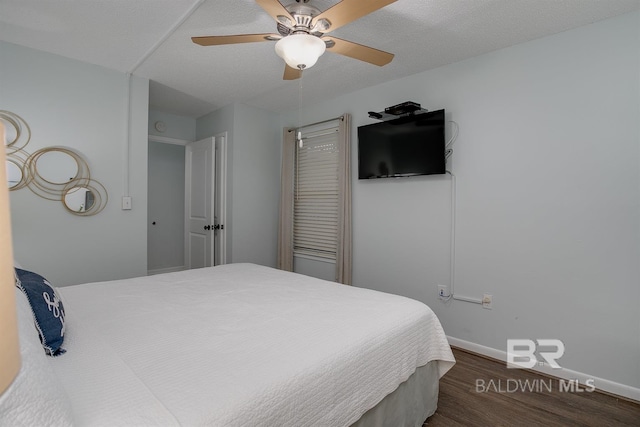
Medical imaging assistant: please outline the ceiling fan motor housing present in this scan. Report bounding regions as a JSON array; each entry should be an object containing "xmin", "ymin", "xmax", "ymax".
[{"xmin": 278, "ymin": 1, "xmax": 329, "ymax": 36}]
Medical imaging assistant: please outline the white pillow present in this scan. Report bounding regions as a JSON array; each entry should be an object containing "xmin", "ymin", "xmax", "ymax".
[{"xmin": 0, "ymin": 290, "xmax": 74, "ymax": 426}]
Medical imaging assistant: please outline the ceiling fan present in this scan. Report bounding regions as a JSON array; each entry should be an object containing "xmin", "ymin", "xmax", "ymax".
[{"xmin": 192, "ymin": 0, "xmax": 397, "ymax": 80}]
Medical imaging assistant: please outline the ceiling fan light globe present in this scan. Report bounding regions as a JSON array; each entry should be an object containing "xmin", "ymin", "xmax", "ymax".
[{"xmin": 275, "ymin": 34, "xmax": 326, "ymax": 70}]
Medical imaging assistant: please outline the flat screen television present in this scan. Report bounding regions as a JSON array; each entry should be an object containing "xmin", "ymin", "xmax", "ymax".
[{"xmin": 357, "ymin": 109, "xmax": 445, "ymax": 179}]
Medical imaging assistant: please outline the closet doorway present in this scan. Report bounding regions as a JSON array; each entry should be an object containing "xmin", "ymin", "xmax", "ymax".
[{"xmin": 147, "ymin": 132, "xmax": 227, "ymax": 274}]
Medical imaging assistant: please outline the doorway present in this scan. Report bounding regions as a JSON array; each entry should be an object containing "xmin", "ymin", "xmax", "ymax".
[
  {"xmin": 148, "ymin": 132, "xmax": 227, "ymax": 274},
  {"xmin": 147, "ymin": 139, "xmax": 186, "ymax": 275}
]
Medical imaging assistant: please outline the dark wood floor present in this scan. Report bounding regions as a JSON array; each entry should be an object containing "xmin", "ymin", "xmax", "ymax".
[{"xmin": 424, "ymin": 347, "xmax": 640, "ymax": 426}]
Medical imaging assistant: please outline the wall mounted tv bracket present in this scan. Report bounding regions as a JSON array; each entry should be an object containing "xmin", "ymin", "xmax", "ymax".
[{"xmin": 367, "ymin": 101, "xmax": 429, "ymax": 121}]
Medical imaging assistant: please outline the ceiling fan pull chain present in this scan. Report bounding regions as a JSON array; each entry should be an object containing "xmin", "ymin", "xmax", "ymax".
[{"xmin": 298, "ymin": 74, "xmax": 304, "ymax": 148}]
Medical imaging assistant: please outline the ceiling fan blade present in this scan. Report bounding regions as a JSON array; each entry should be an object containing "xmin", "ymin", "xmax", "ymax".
[
  {"xmin": 283, "ymin": 64, "xmax": 302, "ymax": 80},
  {"xmin": 312, "ymin": 0, "xmax": 397, "ymax": 33},
  {"xmin": 256, "ymin": 0, "xmax": 295, "ymax": 26},
  {"xmin": 192, "ymin": 33, "xmax": 279, "ymax": 46},
  {"xmin": 324, "ymin": 36, "xmax": 394, "ymax": 66}
]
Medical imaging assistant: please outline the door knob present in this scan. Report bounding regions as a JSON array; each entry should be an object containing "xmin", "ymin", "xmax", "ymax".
[{"xmin": 204, "ymin": 225, "xmax": 210, "ymax": 230}]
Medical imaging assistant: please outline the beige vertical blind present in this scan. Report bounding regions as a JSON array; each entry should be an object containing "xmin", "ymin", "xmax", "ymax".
[{"xmin": 294, "ymin": 124, "xmax": 339, "ymax": 260}]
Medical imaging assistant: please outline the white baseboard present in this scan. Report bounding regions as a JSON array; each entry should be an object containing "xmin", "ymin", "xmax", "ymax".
[
  {"xmin": 447, "ymin": 336, "xmax": 640, "ymax": 402},
  {"xmin": 147, "ymin": 266, "xmax": 186, "ymax": 276}
]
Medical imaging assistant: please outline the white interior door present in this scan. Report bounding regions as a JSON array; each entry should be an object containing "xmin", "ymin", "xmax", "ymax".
[
  {"xmin": 185, "ymin": 137, "xmax": 215, "ymax": 269},
  {"xmin": 213, "ymin": 133, "xmax": 227, "ymax": 265}
]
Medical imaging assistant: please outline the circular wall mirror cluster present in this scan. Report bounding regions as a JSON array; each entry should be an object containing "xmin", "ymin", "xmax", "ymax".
[{"xmin": 2, "ymin": 111, "xmax": 108, "ymax": 216}]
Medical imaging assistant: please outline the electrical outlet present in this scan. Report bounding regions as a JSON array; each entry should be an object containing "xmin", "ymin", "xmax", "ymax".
[
  {"xmin": 438, "ymin": 285, "xmax": 450, "ymax": 298},
  {"xmin": 482, "ymin": 294, "xmax": 492, "ymax": 309}
]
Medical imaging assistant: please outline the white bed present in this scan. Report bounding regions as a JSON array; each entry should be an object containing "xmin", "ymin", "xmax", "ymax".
[{"xmin": 5, "ymin": 263, "xmax": 455, "ymax": 426}]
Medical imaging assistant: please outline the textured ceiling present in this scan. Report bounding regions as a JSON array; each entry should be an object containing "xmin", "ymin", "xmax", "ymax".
[{"xmin": 1, "ymin": 0, "xmax": 639, "ymax": 118}]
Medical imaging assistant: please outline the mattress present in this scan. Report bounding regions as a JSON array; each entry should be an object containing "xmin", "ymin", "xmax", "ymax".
[{"xmin": 50, "ymin": 263, "xmax": 455, "ymax": 426}]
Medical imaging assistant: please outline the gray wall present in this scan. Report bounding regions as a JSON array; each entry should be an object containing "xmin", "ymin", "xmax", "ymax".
[
  {"xmin": 279, "ymin": 11, "xmax": 640, "ymax": 391},
  {"xmin": 196, "ymin": 103, "xmax": 280, "ymax": 267},
  {"xmin": 2, "ymin": 41, "xmax": 149, "ymax": 286},
  {"xmin": 230, "ymin": 103, "xmax": 280, "ymax": 266}
]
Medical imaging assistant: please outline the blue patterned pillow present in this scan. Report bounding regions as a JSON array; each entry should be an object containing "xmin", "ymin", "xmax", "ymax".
[{"xmin": 15, "ymin": 268, "xmax": 66, "ymax": 356}]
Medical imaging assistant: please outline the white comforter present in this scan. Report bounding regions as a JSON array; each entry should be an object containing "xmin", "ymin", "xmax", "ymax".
[{"xmin": 51, "ymin": 263, "xmax": 455, "ymax": 426}]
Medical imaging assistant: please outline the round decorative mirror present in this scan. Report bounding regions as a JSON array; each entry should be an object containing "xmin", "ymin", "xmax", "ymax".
[
  {"xmin": 6, "ymin": 150, "xmax": 31, "ymax": 191},
  {"xmin": 62, "ymin": 180, "xmax": 107, "ymax": 216},
  {"xmin": 63, "ymin": 186, "xmax": 95, "ymax": 213},
  {"xmin": 26, "ymin": 147, "xmax": 90, "ymax": 201},
  {"xmin": 34, "ymin": 149, "xmax": 79, "ymax": 184},
  {"xmin": 6, "ymin": 160, "xmax": 23, "ymax": 189}
]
